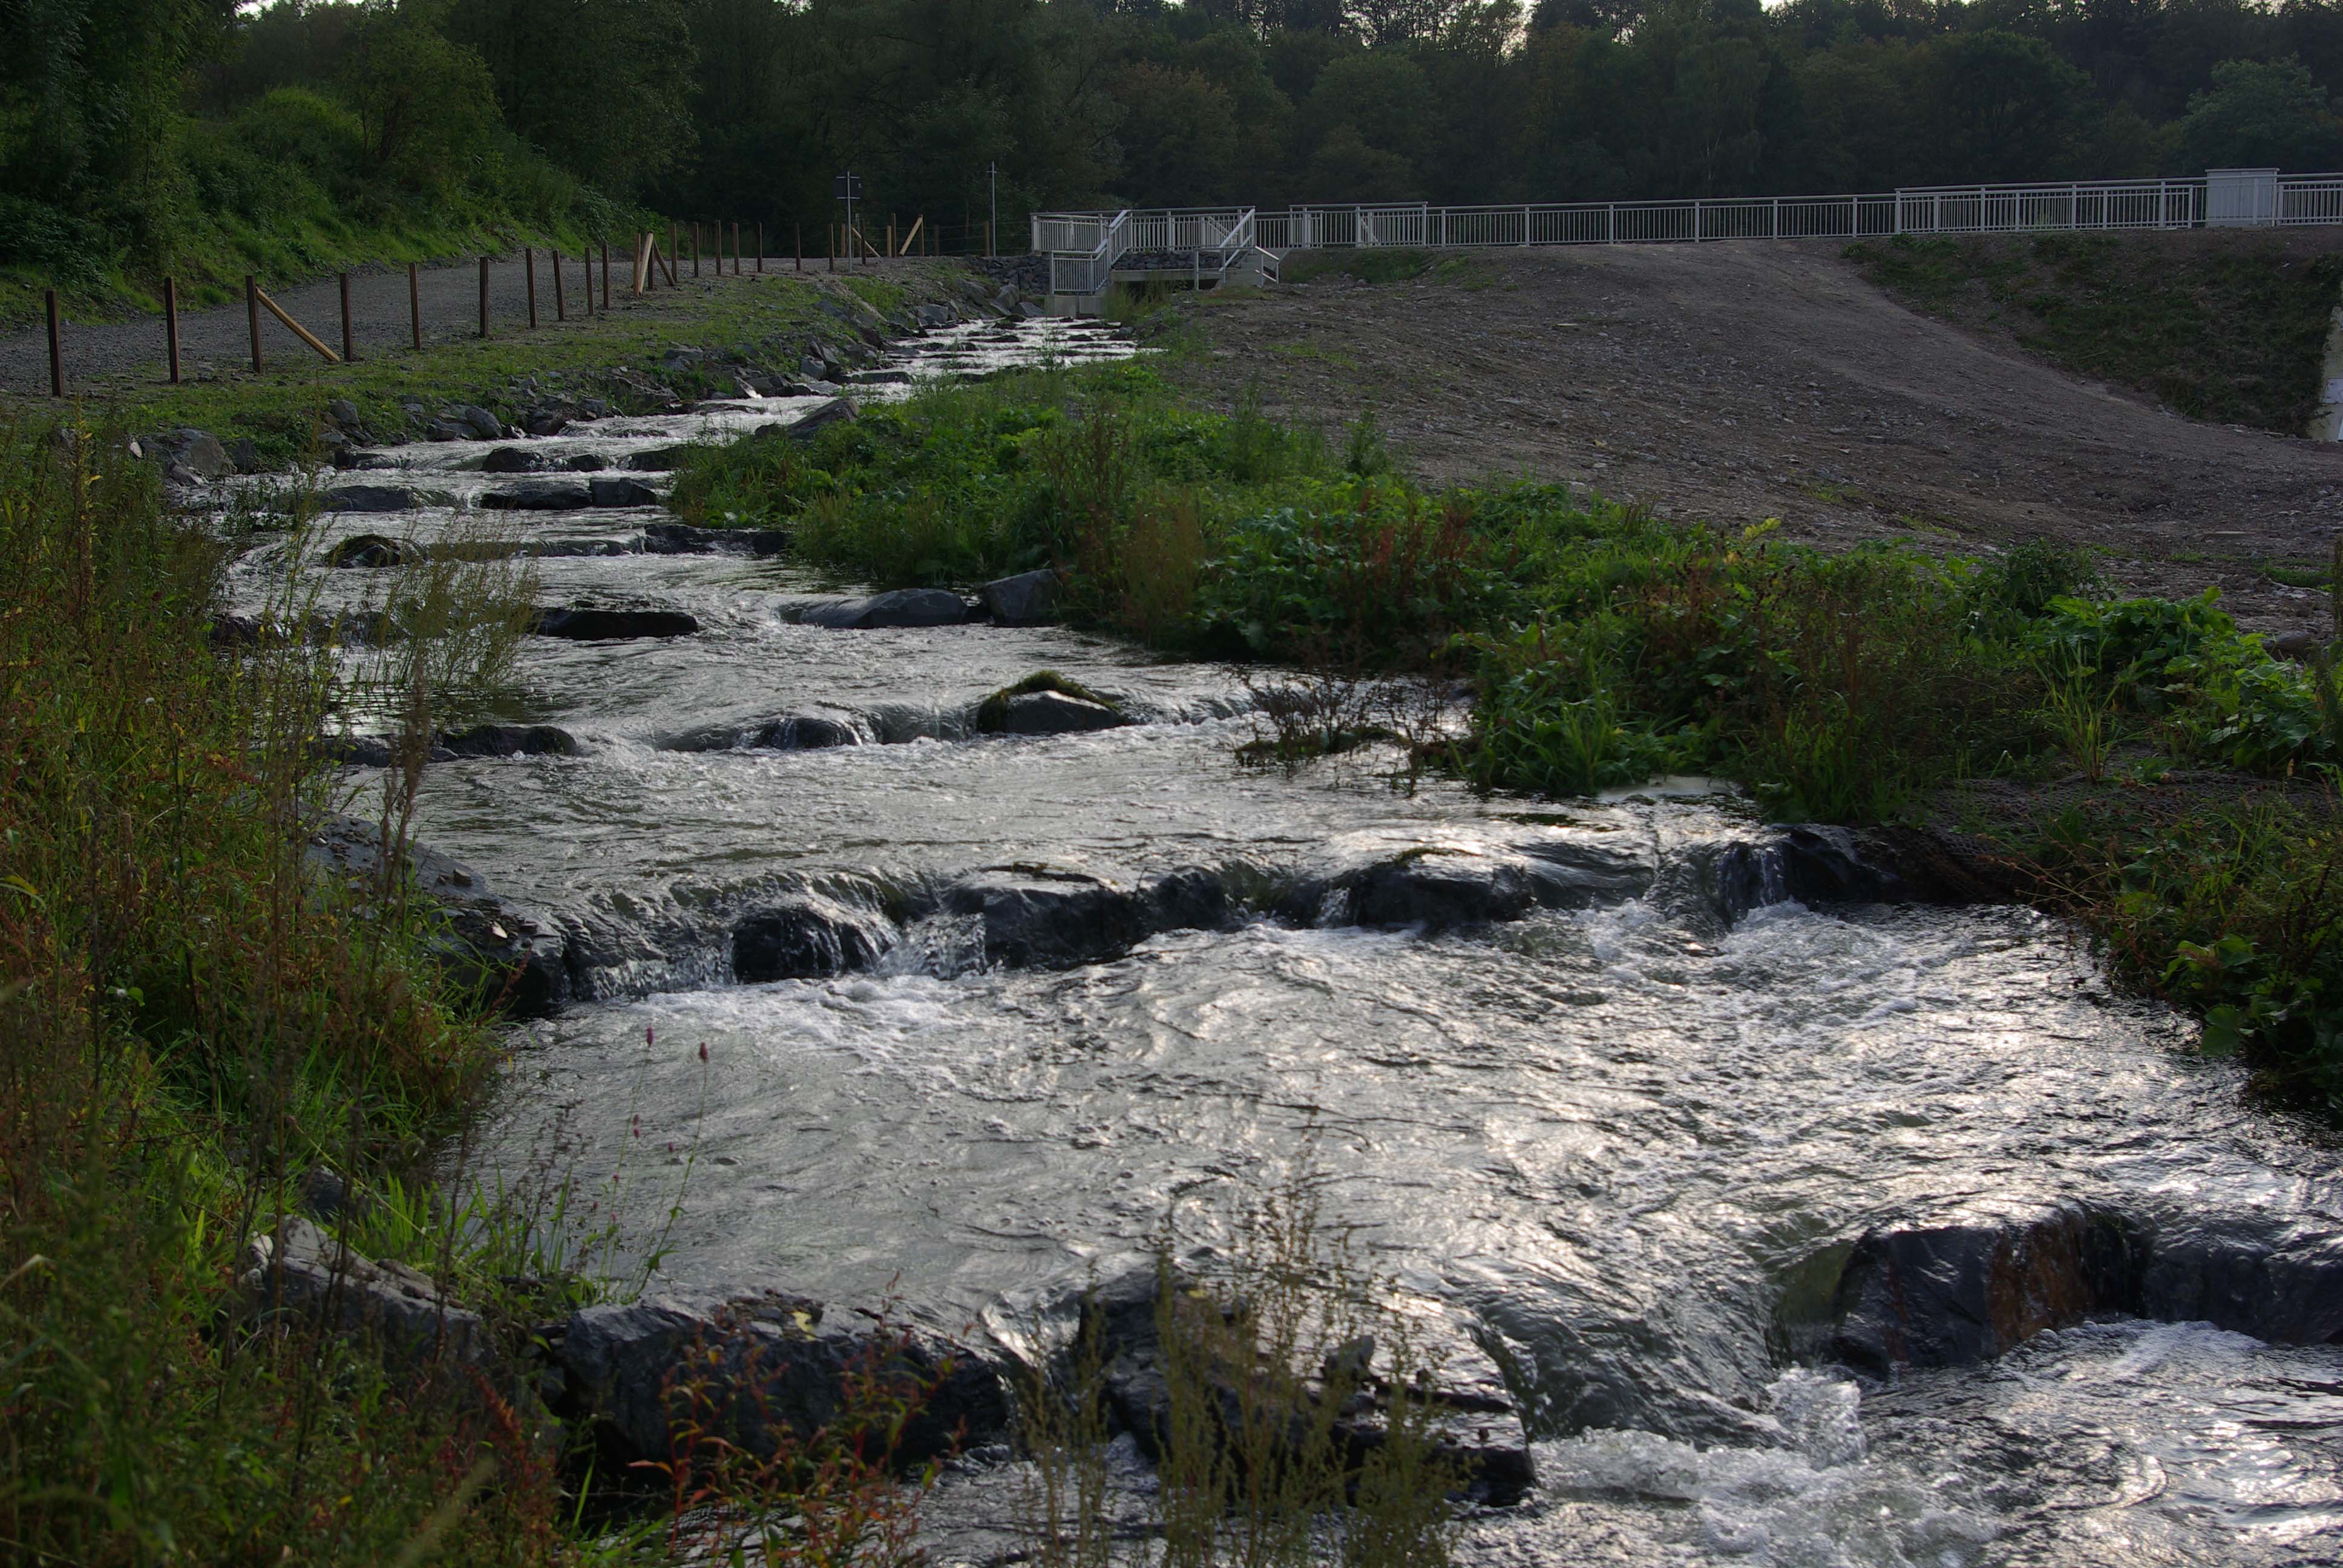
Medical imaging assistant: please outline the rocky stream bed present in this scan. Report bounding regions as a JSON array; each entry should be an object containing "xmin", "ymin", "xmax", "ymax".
[{"xmin": 211, "ymin": 300, "xmax": 2343, "ymax": 1567}]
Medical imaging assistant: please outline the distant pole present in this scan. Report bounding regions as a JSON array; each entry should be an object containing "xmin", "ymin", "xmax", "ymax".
[
  {"xmin": 525, "ymin": 247, "xmax": 537, "ymax": 328},
  {"xmin": 479, "ymin": 255, "xmax": 490, "ymax": 338},
  {"xmin": 246, "ymin": 275, "xmax": 262, "ymax": 372},
  {"xmin": 986, "ymin": 220, "xmax": 995, "ymax": 258},
  {"xmin": 733, "ymin": 220, "xmax": 742, "ymax": 275},
  {"xmin": 408, "ymin": 263, "xmax": 421, "ymax": 350},
  {"xmin": 45, "ymin": 289, "xmax": 62, "ymax": 397},
  {"xmin": 339, "ymin": 272, "xmax": 355, "ymax": 362},
  {"xmin": 795, "ymin": 223, "xmax": 802, "ymax": 272},
  {"xmin": 552, "ymin": 249, "xmax": 566, "ymax": 320},
  {"xmin": 163, "ymin": 276, "xmax": 181, "ymax": 385},
  {"xmin": 692, "ymin": 223, "xmax": 700, "ymax": 278}
]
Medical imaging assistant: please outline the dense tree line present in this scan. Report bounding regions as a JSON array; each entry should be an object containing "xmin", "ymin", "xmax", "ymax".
[{"xmin": 11, "ymin": 0, "xmax": 2343, "ymax": 278}]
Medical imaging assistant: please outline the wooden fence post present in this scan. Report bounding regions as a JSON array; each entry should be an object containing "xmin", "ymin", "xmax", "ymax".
[
  {"xmin": 600, "ymin": 242, "xmax": 610, "ymax": 309},
  {"xmin": 408, "ymin": 263, "xmax": 421, "ymax": 350},
  {"xmin": 553, "ymin": 249, "xmax": 566, "ymax": 320},
  {"xmin": 163, "ymin": 276, "xmax": 180, "ymax": 385},
  {"xmin": 479, "ymin": 256, "xmax": 490, "ymax": 338},
  {"xmin": 246, "ymin": 276, "xmax": 263, "ymax": 373},
  {"xmin": 45, "ymin": 289, "xmax": 62, "ymax": 397},
  {"xmin": 795, "ymin": 223, "xmax": 802, "ymax": 272},
  {"xmin": 732, "ymin": 220, "xmax": 741, "ymax": 275},
  {"xmin": 691, "ymin": 223, "xmax": 700, "ymax": 278},
  {"xmin": 339, "ymin": 272, "xmax": 355, "ymax": 362},
  {"xmin": 525, "ymin": 247, "xmax": 537, "ymax": 328}
]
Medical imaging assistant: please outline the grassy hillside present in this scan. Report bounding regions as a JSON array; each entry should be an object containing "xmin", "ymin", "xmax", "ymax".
[{"xmin": 1846, "ymin": 229, "xmax": 2343, "ymax": 436}]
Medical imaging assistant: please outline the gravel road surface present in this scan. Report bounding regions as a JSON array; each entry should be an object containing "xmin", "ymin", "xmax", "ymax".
[{"xmin": 1175, "ymin": 241, "xmax": 2343, "ymax": 635}]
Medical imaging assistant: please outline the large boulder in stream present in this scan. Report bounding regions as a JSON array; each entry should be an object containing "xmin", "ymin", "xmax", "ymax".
[
  {"xmin": 480, "ymin": 445, "xmax": 546, "ymax": 474},
  {"xmin": 664, "ymin": 714, "xmax": 860, "ymax": 753},
  {"xmin": 980, "ymin": 567, "xmax": 1064, "ymax": 627},
  {"xmin": 328, "ymin": 533, "xmax": 413, "ymax": 568},
  {"xmin": 1279, "ymin": 832, "xmax": 1652, "ymax": 931},
  {"xmin": 321, "ymin": 483, "xmax": 419, "ymax": 514},
  {"xmin": 437, "ymin": 724, "xmax": 578, "ymax": 759},
  {"xmin": 1821, "ymin": 1196, "xmax": 2343, "ymax": 1373},
  {"xmin": 588, "ymin": 477, "xmax": 660, "ymax": 508},
  {"xmin": 795, "ymin": 589, "xmax": 971, "ymax": 630},
  {"xmin": 733, "ymin": 892, "xmax": 897, "ymax": 981},
  {"xmin": 481, "ymin": 480, "xmax": 594, "ymax": 512},
  {"xmin": 552, "ymin": 1293, "xmax": 1012, "ymax": 1472},
  {"xmin": 989, "ymin": 690, "xmax": 1127, "ymax": 735},
  {"xmin": 937, "ymin": 868, "xmax": 1156, "ymax": 969},
  {"xmin": 532, "ymin": 607, "xmax": 699, "ymax": 640},
  {"xmin": 1082, "ymin": 1268, "xmax": 1533, "ymax": 1506}
]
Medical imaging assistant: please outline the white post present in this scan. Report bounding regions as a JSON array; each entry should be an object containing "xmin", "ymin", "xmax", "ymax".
[
  {"xmin": 1607, "ymin": 204, "xmax": 1616, "ymax": 243},
  {"xmin": 1521, "ymin": 204, "xmax": 1530, "ymax": 246}
]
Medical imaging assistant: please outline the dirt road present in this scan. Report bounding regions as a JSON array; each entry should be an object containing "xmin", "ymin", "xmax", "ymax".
[{"xmin": 1174, "ymin": 241, "xmax": 2343, "ymax": 636}]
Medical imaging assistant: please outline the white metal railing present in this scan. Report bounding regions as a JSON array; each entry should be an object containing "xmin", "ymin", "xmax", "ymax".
[
  {"xmin": 1043, "ymin": 209, "xmax": 1129, "ymax": 297},
  {"xmin": 1035, "ymin": 175, "xmax": 2343, "ymax": 278}
]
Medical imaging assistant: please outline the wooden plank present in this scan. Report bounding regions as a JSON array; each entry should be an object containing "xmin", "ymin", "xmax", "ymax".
[
  {"xmin": 255, "ymin": 287, "xmax": 341, "ymax": 362},
  {"xmin": 899, "ymin": 214, "xmax": 923, "ymax": 255}
]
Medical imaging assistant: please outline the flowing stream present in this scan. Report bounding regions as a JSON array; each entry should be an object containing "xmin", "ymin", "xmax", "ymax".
[{"xmin": 225, "ymin": 317, "xmax": 2343, "ymax": 1567}]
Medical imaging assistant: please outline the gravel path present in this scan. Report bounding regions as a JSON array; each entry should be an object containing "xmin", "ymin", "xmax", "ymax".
[
  {"xmin": 2, "ymin": 246, "xmax": 821, "ymax": 395},
  {"xmin": 1176, "ymin": 240, "xmax": 2343, "ymax": 636}
]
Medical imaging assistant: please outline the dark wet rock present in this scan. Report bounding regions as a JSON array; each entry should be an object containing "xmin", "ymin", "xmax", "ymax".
[
  {"xmin": 1766, "ymin": 824, "xmax": 2030, "ymax": 910},
  {"xmin": 148, "ymin": 428, "xmax": 231, "ymax": 479},
  {"xmin": 990, "ymin": 690, "xmax": 1128, "ymax": 735},
  {"xmin": 640, "ymin": 520, "xmax": 791, "ymax": 557},
  {"xmin": 525, "ymin": 412, "xmax": 569, "ymax": 437},
  {"xmin": 784, "ymin": 397, "xmax": 856, "ymax": 439},
  {"xmin": 937, "ymin": 868, "xmax": 1153, "ymax": 969},
  {"xmin": 1279, "ymin": 834, "xmax": 1653, "ymax": 931},
  {"xmin": 626, "ymin": 443, "xmax": 697, "ymax": 471},
  {"xmin": 554, "ymin": 1293, "xmax": 1011, "ymax": 1472},
  {"xmin": 532, "ymin": 607, "xmax": 699, "ymax": 640},
  {"xmin": 318, "ymin": 734, "xmax": 400, "ymax": 767},
  {"xmin": 244, "ymin": 1215, "xmax": 487, "ymax": 1366},
  {"xmin": 848, "ymin": 369, "xmax": 913, "ymax": 385},
  {"xmin": 733, "ymin": 893, "xmax": 897, "ymax": 981},
  {"xmin": 437, "ymin": 724, "xmax": 578, "ymax": 759},
  {"xmin": 1822, "ymin": 1197, "xmax": 2343, "ymax": 1374},
  {"xmin": 451, "ymin": 403, "xmax": 503, "ymax": 440},
  {"xmin": 981, "ymin": 567, "xmax": 1063, "ymax": 627},
  {"xmin": 664, "ymin": 713, "xmax": 861, "ymax": 752},
  {"xmin": 588, "ymin": 477, "xmax": 660, "ymax": 508},
  {"xmin": 481, "ymin": 480, "xmax": 593, "ymax": 512},
  {"xmin": 1081, "ymin": 1269, "xmax": 1533, "ymax": 1507},
  {"xmin": 795, "ymin": 589, "xmax": 969, "ymax": 630},
  {"xmin": 1145, "ymin": 867, "xmax": 1236, "ymax": 934},
  {"xmin": 327, "ymin": 533, "xmax": 412, "ymax": 568},
  {"xmin": 560, "ymin": 452, "xmax": 607, "ymax": 472},
  {"xmin": 332, "ymin": 446, "xmax": 391, "ymax": 470},
  {"xmin": 1827, "ymin": 1200, "xmax": 2140, "ymax": 1374},
  {"xmin": 481, "ymin": 445, "xmax": 546, "ymax": 474},
  {"xmin": 423, "ymin": 420, "xmax": 471, "ymax": 442},
  {"xmin": 321, "ymin": 483, "xmax": 418, "ymax": 514},
  {"xmin": 304, "ymin": 814, "xmax": 568, "ymax": 1019}
]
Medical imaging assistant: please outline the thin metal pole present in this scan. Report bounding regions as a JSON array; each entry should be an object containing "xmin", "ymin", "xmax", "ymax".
[
  {"xmin": 553, "ymin": 249, "xmax": 565, "ymax": 320},
  {"xmin": 525, "ymin": 247, "xmax": 537, "ymax": 328},
  {"xmin": 45, "ymin": 289, "xmax": 62, "ymax": 396},
  {"xmin": 163, "ymin": 276, "xmax": 180, "ymax": 384},
  {"xmin": 408, "ymin": 263, "xmax": 421, "ymax": 349},
  {"xmin": 479, "ymin": 255, "xmax": 490, "ymax": 338},
  {"xmin": 246, "ymin": 275, "xmax": 263, "ymax": 371},
  {"xmin": 339, "ymin": 272, "xmax": 355, "ymax": 361}
]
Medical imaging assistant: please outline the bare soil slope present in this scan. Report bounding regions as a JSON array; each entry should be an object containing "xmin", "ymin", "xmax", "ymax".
[{"xmin": 1169, "ymin": 240, "xmax": 2343, "ymax": 636}]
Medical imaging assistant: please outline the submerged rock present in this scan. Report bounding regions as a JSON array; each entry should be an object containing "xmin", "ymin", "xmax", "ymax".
[
  {"xmin": 532, "ymin": 607, "xmax": 699, "ymax": 639},
  {"xmin": 437, "ymin": 724, "xmax": 578, "ymax": 759},
  {"xmin": 1081, "ymin": 1268, "xmax": 1533, "ymax": 1507},
  {"xmin": 733, "ymin": 892, "xmax": 897, "ymax": 981},
  {"xmin": 244, "ymin": 1215, "xmax": 486, "ymax": 1366},
  {"xmin": 321, "ymin": 483, "xmax": 418, "ymax": 514},
  {"xmin": 554, "ymin": 1293, "xmax": 1011, "ymax": 1472},
  {"xmin": 795, "ymin": 589, "xmax": 970, "ymax": 630},
  {"xmin": 937, "ymin": 868, "xmax": 1155, "ymax": 968},
  {"xmin": 1821, "ymin": 1196, "xmax": 2343, "ymax": 1373},
  {"xmin": 641, "ymin": 520, "xmax": 790, "ymax": 557},
  {"xmin": 327, "ymin": 532, "xmax": 412, "ymax": 567},
  {"xmin": 481, "ymin": 480, "xmax": 593, "ymax": 512},
  {"xmin": 990, "ymin": 690, "xmax": 1127, "ymax": 735},
  {"xmin": 1279, "ymin": 833, "xmax": 1653, "ymax": 931},
  {"xmin": 664, "ymin": 713, "xmax": 860, "ymax": 752}
]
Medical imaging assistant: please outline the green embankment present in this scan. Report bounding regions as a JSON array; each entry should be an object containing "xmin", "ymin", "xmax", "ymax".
[
  {"xmin": 1847, "ymin": 229, "xmax": 2343, "ymax": 435},
  {"xmin": 675, "ymin": 351, "xmax": 2343, "ymax": 1113}
]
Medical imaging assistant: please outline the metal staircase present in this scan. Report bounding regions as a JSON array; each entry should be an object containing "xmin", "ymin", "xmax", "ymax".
[{"xmin": 1031, "ymin": 207, "xmax": 1279, "ymax": 314}]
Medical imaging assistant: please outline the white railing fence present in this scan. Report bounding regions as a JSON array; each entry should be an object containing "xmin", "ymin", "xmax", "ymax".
[{"xmin": 1031, "ymin": 172, "xmax": 2343, "ymax": 292}]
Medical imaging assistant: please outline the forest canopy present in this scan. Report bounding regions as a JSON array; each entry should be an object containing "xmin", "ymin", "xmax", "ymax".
[{"xmin": 10, "ymin": 0, "xmax": 2343, "ymax": 283}]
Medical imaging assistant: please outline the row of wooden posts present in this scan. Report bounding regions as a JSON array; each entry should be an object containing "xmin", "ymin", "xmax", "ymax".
[{"xmin": 35, "ymin": 215, "xmax": 998, "ymax": 397}]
